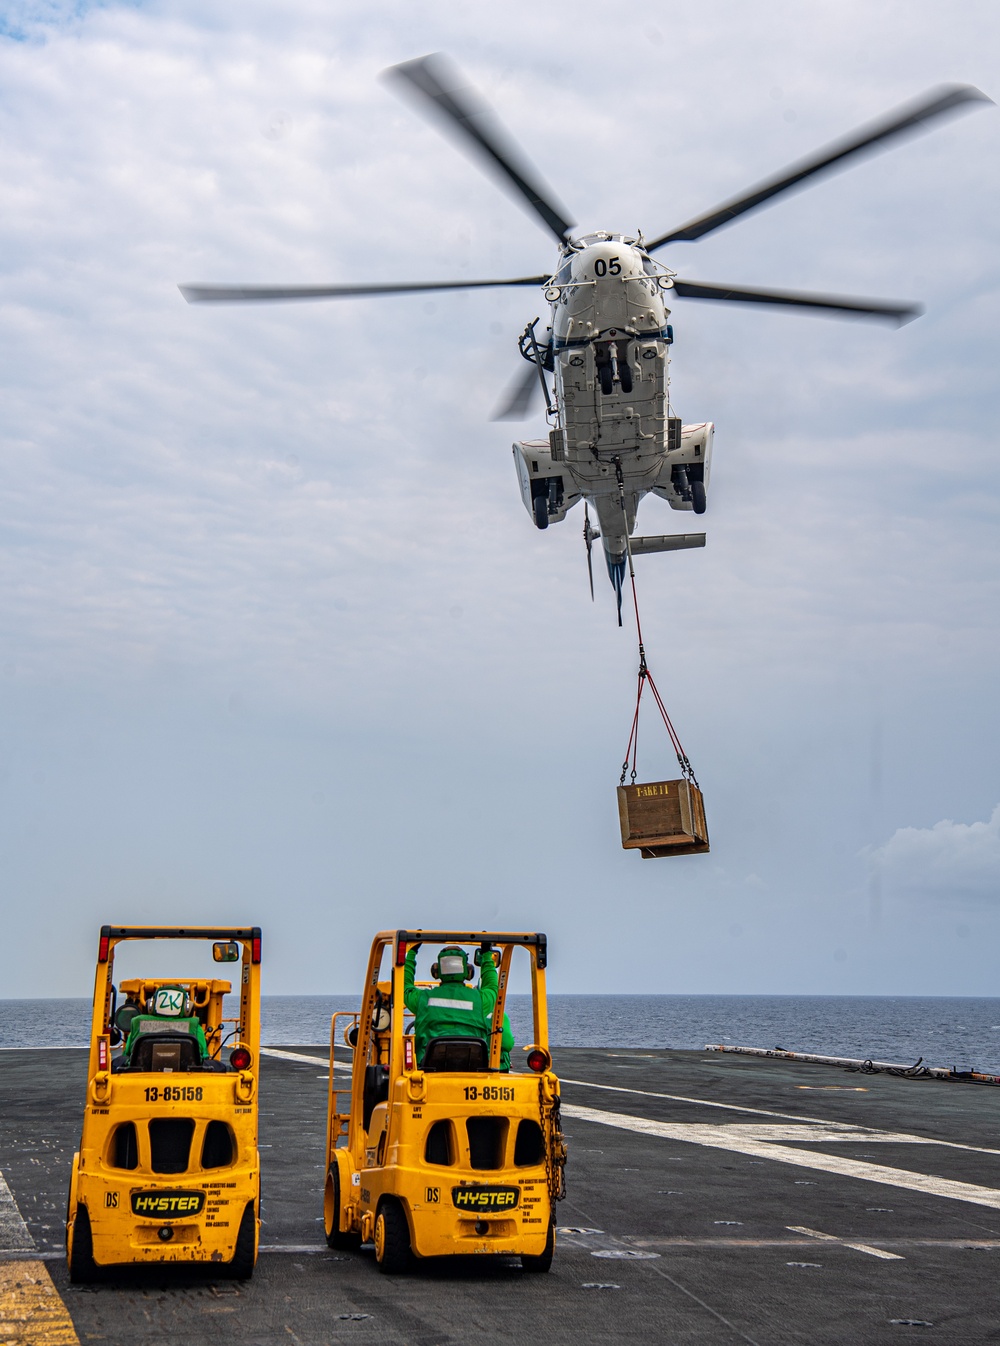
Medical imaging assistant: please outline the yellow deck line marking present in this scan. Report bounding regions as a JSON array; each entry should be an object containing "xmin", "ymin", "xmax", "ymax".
[
  {"xmin": 0, "ymin": 1261, "xmax": 79, "ymax": 1344},
  {"xmin": 561, "ymin": 1103, "xmax": 1000, "ymax": 1211},
  {"xmin": 786, "ymin": 1224, "xmax": 904, "ymax": 1260}
]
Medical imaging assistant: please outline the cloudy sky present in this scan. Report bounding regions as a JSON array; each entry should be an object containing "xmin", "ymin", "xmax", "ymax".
[{"xmin": 1, "ymin": 0, "xmax": 998, "ymax": 998}]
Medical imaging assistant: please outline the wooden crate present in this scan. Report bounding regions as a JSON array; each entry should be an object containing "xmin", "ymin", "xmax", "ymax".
[{"xmin": 617, "ymin": 779, "xmax": 710, "ymax": 859}]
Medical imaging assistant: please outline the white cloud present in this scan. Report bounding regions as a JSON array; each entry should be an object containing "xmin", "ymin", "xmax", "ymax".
[
  {"xmin": 869, "ymin": 806, "xmax": 1000, "ymax": 904},
  {"xmin": 0, "ymin": 0, "xmax": 999, "ymax": 995}
]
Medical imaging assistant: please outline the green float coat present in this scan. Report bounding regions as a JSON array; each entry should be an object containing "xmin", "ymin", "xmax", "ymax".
[
  {"xmin": 500, "ymin": 1013, "xmax": 515, "ymax": 1072},
  {"xmin": 123, "ymin": 985, "xmax": 208, "ymax": 1061},
  {"xmin": 404, "ymin": 948, "xmax": 498, "ymax": 1065}
]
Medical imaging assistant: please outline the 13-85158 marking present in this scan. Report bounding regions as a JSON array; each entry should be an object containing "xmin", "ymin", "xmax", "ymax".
[
  {"xmin": 463, "ymin": 1086, "xmax": 514, "ymax": 1102},
  {"xmin": 144, "ymin": 1085, "xmax": 203, "ymax": 1102}
]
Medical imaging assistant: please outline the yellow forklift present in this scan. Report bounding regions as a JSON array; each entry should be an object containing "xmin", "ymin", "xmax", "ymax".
[
  {"xmin": 323, "ymin": 929, "xmax": 566, "ymax": 1273},
  {"xmin": 66, "ymin": 925, "xmax": 262, "ymax": 1281}
]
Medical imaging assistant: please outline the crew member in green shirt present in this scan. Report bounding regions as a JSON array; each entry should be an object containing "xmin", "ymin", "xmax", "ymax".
[
  {"xmin": 500, "ymin": 1013, "xmax": 515, "ymax": 1072},
  {"xmin": 122, "ymin": 984, "xmax": 208, "ymax": 1063},
  {"xmin": 404, "ymin": 944, "xmax": 498, "ymax": 1066}
]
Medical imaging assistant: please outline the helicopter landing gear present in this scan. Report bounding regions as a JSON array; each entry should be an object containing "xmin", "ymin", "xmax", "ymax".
[
  {"xmin": 595, "ymin": 340, "xmax": 615, "ymax": 395},
  {"xmin": 529, "ymin": 474, "xmax": 563, "ymax": 530},
  {"xmin": 671, "ymin": 463, "xmax": 707, "ymax": 513},
  {"xmin": 595, "ymin": 339, "xmax": 632, "ymax": 395}
]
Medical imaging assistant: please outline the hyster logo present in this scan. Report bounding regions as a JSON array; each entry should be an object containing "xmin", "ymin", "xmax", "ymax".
[
  {"xmin": 451, "ymin": 1186, "xmax": 520, "ymax": 1212},
  {"xmin": 130, "ymin": 1190, "xmax": 206, "ymax": 1218}
]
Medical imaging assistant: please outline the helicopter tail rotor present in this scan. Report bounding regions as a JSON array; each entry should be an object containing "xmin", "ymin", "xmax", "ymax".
[{"xmin": 583, "ymin": 504, "xmax": 599, "ymax": 601}]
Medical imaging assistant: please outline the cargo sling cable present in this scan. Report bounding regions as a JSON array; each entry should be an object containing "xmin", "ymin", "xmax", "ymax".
[{"xmin": 614, "ymin": 458, "xmax": 699, "ymax": 792}]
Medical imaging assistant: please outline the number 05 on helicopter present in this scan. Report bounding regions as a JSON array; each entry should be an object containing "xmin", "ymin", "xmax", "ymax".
[{"xmin": 180, "ymin": 58, "xmax": 990, "ymax": 619}]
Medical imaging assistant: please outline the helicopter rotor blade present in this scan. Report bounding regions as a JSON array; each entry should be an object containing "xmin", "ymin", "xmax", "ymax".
[
  {"xmin": 385, "ymin": 53, "xmax": 575, "ymax": 246},
  {"xmin": 490, "ymin": 362, "xmax": 540, "ymax": 421},
  {"xmin": 583, "ymin": 503, "xmax": 596, "ymax": 602},
  {"xmin": 179, "ymin": 276, "xmax": 550, "ymax": 304},
  {"xmin": 670, "ymin": 278, "xmax": 922, "ymax": 325},
  {"xmin": 647, "ymin": 83, "xmax": 992, "ymax": 250}
]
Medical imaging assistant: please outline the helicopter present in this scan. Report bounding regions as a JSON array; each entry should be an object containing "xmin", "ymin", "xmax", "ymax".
[{"xmin": 180, "ymin": 57, "xmax": 990, "ymax": 620}]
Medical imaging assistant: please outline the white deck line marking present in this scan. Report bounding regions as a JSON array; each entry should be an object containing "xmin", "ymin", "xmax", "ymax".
[
  {"xmin": 561, "ymin": 1103, "xmax": 1000, "ymax": 1211},
  {"xmin": 0, "ymin": 1172, "xmax": 34, "ymax": 1252},
  {"xmin": 628, "ymin": 1123, "xmax": 938, "ymax": 1145},
  {"xmin": 261, "ymin": 1048, "xmax": 350, "ymax": 1073},
  {"xmin": 260, "ymin": 1054, "xmax": 996, "ymax": 1159},
  {"xmin": 560, "ymin": 1075, "xmax": 848, "ymax": 1124},
  {"xmin": 560, "ymin": 1077, "xmax": 1000, "ymax": 1156},
  {"xmin": 786, "ymin": 1224, "xmax": 904, "ymax": 1261},
  {"xmin": 235, "ymin": 1237, "xmax": 1000, "ymax": 1255}
]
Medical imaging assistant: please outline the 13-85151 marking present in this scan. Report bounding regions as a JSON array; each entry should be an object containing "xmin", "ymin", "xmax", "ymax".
[
  {"xmin": 463, "ymin": 1086, "xmax": 514, "ymax": 1102},
  {"xmin": 144, "ymin": 1085, "xmax": 203, "ymax": 1102}
]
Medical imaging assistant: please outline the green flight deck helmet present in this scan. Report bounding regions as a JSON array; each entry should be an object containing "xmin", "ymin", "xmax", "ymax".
[
  {"xmin": 431, "ymin": 947, "xmax": 471, "ymax": 983},
  {"xmin": 152, "ymin": 985, "xmax": 190, "ymax": 1017}
]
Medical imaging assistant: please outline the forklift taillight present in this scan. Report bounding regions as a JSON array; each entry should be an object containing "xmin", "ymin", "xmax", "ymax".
[
  {"xmin": 98, "ymin": 933, "xmax": 110, "ymax": 963},
  {"xmin": 251, "ymin": 934, "xmax": 261, "ymax": 964},
  {"xmin": 404, "ymin": 1038, "xmax": 414, "ymax": 1070},
  {"xmin": 526, "ymin": 1048, "xmax": 550, "ymax": 1073},
  {"xmin": 230, "ymin": 1046, "xmax": 253, "ymax": 1071},
  {"xmin": 98, "ymin": 1038, "xmax": 109, "ymax": 1071},
  {"xmin": 396, "ymin": 941, "xmax": 407, "ymax": 965}
]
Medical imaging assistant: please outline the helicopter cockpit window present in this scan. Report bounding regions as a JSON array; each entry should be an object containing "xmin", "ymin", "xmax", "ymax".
[{"xmin": 577, "ymin": 231, "xmax": 625, "ymax": 246}]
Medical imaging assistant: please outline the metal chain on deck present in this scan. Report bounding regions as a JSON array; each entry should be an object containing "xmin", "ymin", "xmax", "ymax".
[{"xmin": 543, "ymin": 1085, "xmax": 567, "ymax": 1203}]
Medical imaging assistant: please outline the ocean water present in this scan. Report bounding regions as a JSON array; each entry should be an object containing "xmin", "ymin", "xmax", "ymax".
[{"xmin": 2, "ymin": 994, "xmax": 999, "ymax": 1072}]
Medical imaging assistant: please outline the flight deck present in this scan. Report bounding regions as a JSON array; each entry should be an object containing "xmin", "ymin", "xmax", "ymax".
[{"xmin": 1, "ymin": 1045, "xmax": 998, "ymax": 1344}]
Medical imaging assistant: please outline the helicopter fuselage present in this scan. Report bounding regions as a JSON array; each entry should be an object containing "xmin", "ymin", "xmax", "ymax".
[
  {"xmin": 182, "ymin": 59, "xmax": 988, "ymax": 613},
  {"xmin": 513, "ymin": 233, "xmax": 713, "ymax": 574}
]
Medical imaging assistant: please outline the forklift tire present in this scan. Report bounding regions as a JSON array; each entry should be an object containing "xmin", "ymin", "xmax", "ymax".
[
  {"xmin": 225, "ymin": 1201, "xmax": 257, "ymax": 1280},
  {"xmin": 691, "ymin": 480, "xmax": 707, "ymax": 514},
  {"xmin": 374, "ymin": 1198, "xmax": 411, "ymax": 1275},
  {"xmin": 533, "ymin": 492, "xmax": 549, "ymax": 530},
  {"xmin": 520, "ymin": 1218, "xmax": 554, "ymax": 1273},
  {"xmin": 324, "ymin": 1164, "xmax": 361, "ymax": 1250},
  {"xmin": 68, "ymin": 1204, "xmax": 99, "ymax": 1284}
]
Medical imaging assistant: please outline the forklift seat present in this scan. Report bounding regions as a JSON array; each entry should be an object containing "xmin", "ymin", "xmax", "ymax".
[
  {"xmin": 422, "ymin": 1037, "xmax": 488, "ymax": 1072},
  {"xmin": 129, "ymin": 1033, "xmax": 201, "ymax": 1072}
]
